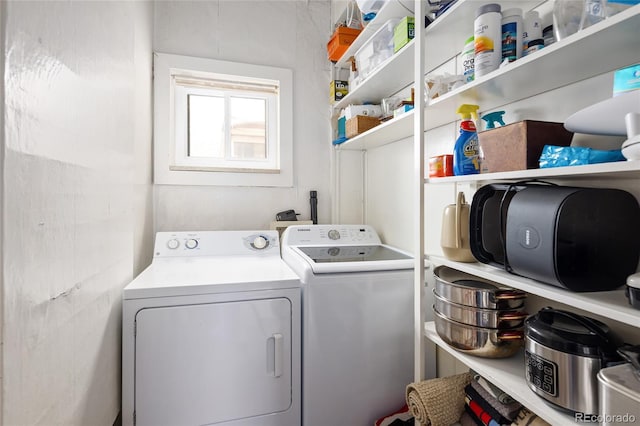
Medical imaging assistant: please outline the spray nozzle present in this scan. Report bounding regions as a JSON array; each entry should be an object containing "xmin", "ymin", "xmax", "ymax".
[
  {"xmin": 481, "ymin": 111, "xmax": 506, "ymax": 129},
  {"xmin": 456, "ymin": 104, "xmax": 479, "ymax": 121}
]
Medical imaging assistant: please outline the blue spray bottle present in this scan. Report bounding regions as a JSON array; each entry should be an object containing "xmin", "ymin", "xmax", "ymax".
[
  {"xmin": 481, "ymin": 110, "xmax": 506, "ymax": 129},
  {"xmin": 453, "ymin": 104, "xmax": 480, "ymax": 175}
]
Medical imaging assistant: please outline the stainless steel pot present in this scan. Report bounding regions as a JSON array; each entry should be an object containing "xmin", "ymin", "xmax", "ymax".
[
  {"xmin": 433, "ymin": 290, "xmax": 527, "ymax": 329},
  {"xmin": 524, "ymin": 308, "xmax": 623, "ymax": 416},
  {"xmin": 433, "ymin": 308, "xmax": 523, "ymax": 358},
  {"xmin": 434, "ymin": 265, "xmax": 526, "ymax": 310}
]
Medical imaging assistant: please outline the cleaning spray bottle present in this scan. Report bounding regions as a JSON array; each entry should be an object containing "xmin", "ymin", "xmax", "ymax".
[
  {"xmin": 481, "ymin": 110, "xmax": 506, "ymax": 129},
  {"xmin": 453, "ymin": 104, "xmax": 480, "ymax": 175}
]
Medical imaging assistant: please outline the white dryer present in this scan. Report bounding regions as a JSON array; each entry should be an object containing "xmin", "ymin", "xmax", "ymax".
[
  {"xmin": 281, "ymin": 224, "xmax": 414, "ymax": 426},
  {"xmin": 122, "ymin": 231, "xmax": 301, "ymax": 426}
]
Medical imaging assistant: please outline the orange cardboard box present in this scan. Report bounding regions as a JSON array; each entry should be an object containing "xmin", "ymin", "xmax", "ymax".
[{"xmin": 327, "ymin": 27, "xmax": 361, "ymax": 62}]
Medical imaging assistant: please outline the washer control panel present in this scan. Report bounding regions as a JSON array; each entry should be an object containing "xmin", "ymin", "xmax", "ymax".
[
  {"xmin": 154, "ymin": 231, "xmax": 280, "ymax": 257},
  {"xmin": 282, "ymin": 224, "xmax": 380, "ymax": 246}
]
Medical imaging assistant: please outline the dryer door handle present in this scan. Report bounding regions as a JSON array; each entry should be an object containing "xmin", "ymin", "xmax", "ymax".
[{"xmin": 269, "ymin": 333, "xmax": 284, "ymax": 378}]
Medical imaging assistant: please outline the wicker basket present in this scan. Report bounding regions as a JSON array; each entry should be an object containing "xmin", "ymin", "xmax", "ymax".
[{"xmin": 406, "ymin": 372, "xmax": 472, "ymax": 426}]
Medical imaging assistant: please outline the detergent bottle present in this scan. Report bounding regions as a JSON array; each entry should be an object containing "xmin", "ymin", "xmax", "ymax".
[{"xmin": 453, "ymin": 104, "xmax": 480, "ymax": 175}]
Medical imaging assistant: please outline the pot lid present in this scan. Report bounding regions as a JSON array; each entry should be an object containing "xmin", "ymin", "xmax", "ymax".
[{"xmin": 525, "ymin": 307, "xmax": 621, "ymax": 358}]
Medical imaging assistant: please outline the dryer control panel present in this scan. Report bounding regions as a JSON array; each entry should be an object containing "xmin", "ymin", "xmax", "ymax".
[{"xmin": 154, "ymin": 231, "xmax": 280, "ymax": 258}]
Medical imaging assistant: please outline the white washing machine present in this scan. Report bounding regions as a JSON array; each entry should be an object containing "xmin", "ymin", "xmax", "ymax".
[
  {"xmin": 281, "ymin": 224, "xmax": 414, "ymax": 426},
  {"xmin": 122, "ymin": 231, "xmax": 301, "ymax": 426}
]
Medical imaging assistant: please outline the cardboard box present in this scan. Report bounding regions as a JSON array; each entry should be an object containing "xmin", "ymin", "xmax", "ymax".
[
  {"xmin": 429, "ymin": 154, "xmax": 454, "ymax": 178},
  {"xmin": 330, "ymin": 80, "xmax": 348, "ymax": 104},
  {"xmin": 394, "ymin": 16, "xmax": 415, "ymax": 53},
  {"xmin": 478, "ymin": 120, "xmax": 574, "ymax": 173},
  {"xmin": 346, "ymin": 115, "xmax": 380, "ymax": 138},
  {"xmin": 327, "ymin": 27, "xmax": 362, "ymax": 62}
]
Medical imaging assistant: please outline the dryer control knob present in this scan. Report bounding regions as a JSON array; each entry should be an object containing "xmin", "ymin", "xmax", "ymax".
[
  {"xmin": 253, "ymin": 236, "xmax": 268, "ymax": 249},
  {"xmin": 185, "ymin": 239, "xmax": 198, "ymax": 249},
  {"xmin": 167, "ymin": 239, "xmax": 180, "ymax": 250},
  {"xmin": 328, "ymin": 229, "xmax": 341, "ymax": 240}
]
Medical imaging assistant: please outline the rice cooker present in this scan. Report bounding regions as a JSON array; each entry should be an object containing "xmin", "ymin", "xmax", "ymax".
[{"xmin": 524, "ymin": 308, "xmax": 622, "ymax": 416}]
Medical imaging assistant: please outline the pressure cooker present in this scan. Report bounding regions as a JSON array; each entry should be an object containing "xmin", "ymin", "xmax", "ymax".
[{"xmin": 524, "ymin": 307, "xmax": 622, "ymax": 416}]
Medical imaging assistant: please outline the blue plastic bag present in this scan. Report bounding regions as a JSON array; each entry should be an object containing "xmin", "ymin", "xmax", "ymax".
[{"xmin": 538, "ymin": 145, "xmax": 626, "ymax": 168}]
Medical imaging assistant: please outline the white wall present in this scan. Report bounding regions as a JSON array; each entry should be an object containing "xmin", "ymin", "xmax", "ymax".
[
  {"xmin": 1, "ymin": 1, "xmax": 154, "ymax": 424},
  {"xmin": 0, "ymin": 2, "xmax": 5, "ymax": 422},
  {"xmin": 153, "ymin": 1, "xmax": 333, "ymax": 231}
]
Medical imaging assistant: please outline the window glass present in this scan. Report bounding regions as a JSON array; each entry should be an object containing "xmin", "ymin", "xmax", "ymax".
[
  {"xmin": 230, "ymin": 97, "xmax": 266, "ymax": 160},
  {"xmin": 188, "ymin": 94, "xmax": 225, "ymax": 158}
]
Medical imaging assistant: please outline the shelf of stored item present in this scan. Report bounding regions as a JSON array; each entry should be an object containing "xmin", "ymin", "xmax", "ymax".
[
  {"xmin": 421, "ymin": 0, "xmax": 545, "ymax": 73},
  {"xmin": 422, "ymin": 4, "xmax": 640, "ymax": 131},
  {"xmin": 335, "ymin": 110, "xmax": 414, "ymax": 150},
  {"xmin": 424, "ymin": 321, "xmax": 577, "ymax": 425},
  {"xmin": 334, "ymin": 0, "xmax": 415, "ymax": 68},
  {"xmin": 334, "ymin": 5, "xmax": 639, "ymax": 149},
  {"xmin": 333, "ymin": 38, "xmax": 415, "ymax": 110},
  {"xmin": 428, "ymin": 255, "xmax": 640, "ymax": 328},
  {"xmin": 425, "ymin": 160, "xmax": 640, "ymax": 183}
]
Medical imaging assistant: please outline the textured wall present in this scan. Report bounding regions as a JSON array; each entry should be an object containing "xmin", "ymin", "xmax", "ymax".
[
  {"xmin": 2, "ymin": 1, "xmax": 153, "ymax": 425},
  {"xmin": 153, "ymin": 0, "xmax": 332, "ymax": 231},
  {"xmin": 0, "ymin": 1, "xmax": 5, "ymax": 422}
]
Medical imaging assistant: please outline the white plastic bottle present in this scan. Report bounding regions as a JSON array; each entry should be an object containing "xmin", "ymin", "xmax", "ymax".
[
  {"xmin": 460, "ymin": 36, "xmax": 475, "ymax": 83},
  {"xmin": 523, "ymin": 10, "xmax": 542, "ymax": 51},
  {"xmin": 474, "ymin": 3, "xmax": 502, "ymax": 78},
  {"xmin": 501, "ymin": 8, "xmax": 523, "ymax": 62}
]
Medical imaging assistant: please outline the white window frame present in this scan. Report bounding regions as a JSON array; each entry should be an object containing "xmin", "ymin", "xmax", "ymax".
[{"xmin": 153, "ymin": 52, "xmax": 293, "ymax": 187}]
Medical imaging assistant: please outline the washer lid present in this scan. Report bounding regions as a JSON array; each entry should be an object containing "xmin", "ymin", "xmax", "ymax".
[
  {"xmin": 298, "ymin": 245, "xmax": 411, "ymax": 263},
  {"xmin": 291, "ymin": 245, "xmax": 413, "ymax": 273}
]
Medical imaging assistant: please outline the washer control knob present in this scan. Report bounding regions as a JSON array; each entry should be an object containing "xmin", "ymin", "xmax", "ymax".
[
  {"xmin": 328, "ymin": 229, "xmax": 341, "ymax": 240},
  {"xmin": 166, "ymin": 239, "xmax": 180, "ymax": 250},
  {"xmin": 185, "ymin": 239, "xmax": 198, "ymax": 249},
  {"xmin": 253, "ymin": 236, "xmax": 268, "ymax": 250}
]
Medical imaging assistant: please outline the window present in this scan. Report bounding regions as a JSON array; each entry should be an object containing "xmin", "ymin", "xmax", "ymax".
[{"xmin": 154, "ymin": 53, "xmax": 293, "ymax": 186}]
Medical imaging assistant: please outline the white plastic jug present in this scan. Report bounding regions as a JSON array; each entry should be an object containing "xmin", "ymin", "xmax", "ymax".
[{"xmin": 441, "ymin": 192, "xmax": 475, "ymax": 263}]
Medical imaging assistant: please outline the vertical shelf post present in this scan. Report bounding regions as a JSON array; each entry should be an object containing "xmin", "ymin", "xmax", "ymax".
[{"xmin": 413, "ymin": 0, "xmax": 431, "ymax": 384}]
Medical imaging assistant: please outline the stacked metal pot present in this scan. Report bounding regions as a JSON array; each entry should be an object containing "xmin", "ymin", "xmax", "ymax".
[{"xmin": 433, "ymin": 265, "xmax": 527, "ymax": 358}]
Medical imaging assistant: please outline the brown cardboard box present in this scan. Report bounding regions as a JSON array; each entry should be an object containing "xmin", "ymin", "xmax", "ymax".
[
  {"xmin": 346, "ymin": 115, "xmax": 380, "ymax": 138},
  {"xmin": 478, "ymin": 120, "xmax": 574, "ymax": 173}
]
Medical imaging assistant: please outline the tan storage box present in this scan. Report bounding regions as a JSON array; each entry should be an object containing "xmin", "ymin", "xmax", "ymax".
[
  {"xmin": 478, "ymin": 120, "xmax": 574, "ymax": 173},
  {"xmin": 346, "ymin": 115, "xmax": 380, "ymax": 138}
]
